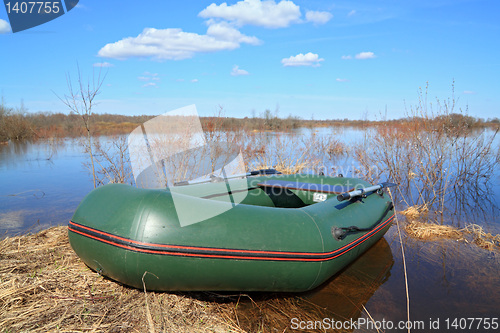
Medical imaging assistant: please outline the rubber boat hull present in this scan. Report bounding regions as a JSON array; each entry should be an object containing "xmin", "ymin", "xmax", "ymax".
[{"xmin": 69, "ymin": 174, "xmax": 394, "ymax": 292}]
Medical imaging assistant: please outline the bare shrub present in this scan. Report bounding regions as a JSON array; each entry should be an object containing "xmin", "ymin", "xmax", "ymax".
[
  {"xmin": 241, "ymin": 131, "xmax": 344, "ymax": 175},
  {"xmin": 86, "ymin": 135, "xmax": 133, "ymax": 185},
  {"xmin": 356, "ymin": 83, "xmax": 498, "ymax": 218},
  {"xmin": 58, "ymin": 65, "xmax": 106, "ymax": 188},
  {"xmin": 0, "ymin": 102, "xmax": 35, "ymax": 141}
]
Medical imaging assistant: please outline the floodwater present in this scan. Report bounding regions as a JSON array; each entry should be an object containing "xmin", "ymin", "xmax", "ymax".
[
  {"xmin": 1, "ymin": 129, "xmax": 499, "ymax": 332},
  {"xmin": 0, "ymin": 138, "xmax": 93, "ymax": 235}
]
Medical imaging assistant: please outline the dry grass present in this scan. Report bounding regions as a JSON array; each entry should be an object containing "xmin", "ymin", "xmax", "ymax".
[
  {"xmin": 242, "ymin": 130, "xmax": 344, "ymax": 176},
  {"xmin": 399, "ymin": 204, "xmax": 428, "ymax": 220},
  {"xmin": 404, "ymin": 221, "xmax": 465, "ymax": 242},
  {"xmin": 324, "ymin": 139, "xmax": 347, "ymax": 158},
  {"xmin": 252, "ymin": 161, "xmax": 310, "ymax": 175},
  {"xmin": 402, "ymin": 205, "xmax": 500, "ymax": 252},
  {"xmin": 0, "ymin": 227, "xmax": 351, "ymax": 333},
  {"xmin": 463, "ymin": 224, "xmax": 500, "ymax": 252},
  {"xmin": 0, "ymin": 227, "xmax": 243, "ymax": 333}
]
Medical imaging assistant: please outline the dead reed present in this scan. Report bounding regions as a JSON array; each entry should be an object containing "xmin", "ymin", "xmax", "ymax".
[
  {"xmin": 402, "ymin": 206, "xmax": 500, "ymax": 252},
  {"xmin": 404, "ymin": 221, "xmax": 465, "ymax": 242},
  {"xmin": 464, "ymin": 224, "xmax": 500, "ymax": 252},
  {"xmin": 243, "ymin": 131, "xmax": 346, "ymax": 175},
  {"xmin": 0, "ymin": 227, "xmax": 241, "ymax": 332}
]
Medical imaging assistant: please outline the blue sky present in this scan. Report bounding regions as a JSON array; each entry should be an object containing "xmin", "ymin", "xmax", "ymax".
[{"xmin": 1, "ymin": 0, "xmax": 499, "ymax": 120}]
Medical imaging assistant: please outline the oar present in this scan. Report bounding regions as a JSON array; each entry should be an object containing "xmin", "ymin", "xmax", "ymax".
[
  {"xmin": 174, "ymin": 168, "xmax": 281, "ymax": 186},
  {"xmin": 336, "ymin": 182, "xmax": 397, "ymax": 202}
]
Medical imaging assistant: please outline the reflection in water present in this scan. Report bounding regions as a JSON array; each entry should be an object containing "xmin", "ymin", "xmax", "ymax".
[
  {"xmin": 0, "ymin": 210, "xmax": 25, "ymax": 230},
  {"xmin": 0, "ymin": 137, "xmax": 66, "ymax": 167},
  {"xmin": 303, "ymin": 237, "xmax": 393, "ymax": 321},
  {"xmin": 0, "ymin": 139, "xmax": 93, "ymax": 236},
  {"xmin": 231, "ymin": 239, "xmax": 394, "ymax": 332},
  {"xmin": 367, "ymin": 226, "xmax": 500, "ymax": 325},
  {"xmin": 446, "ymin": 180, "xmax": 500, "ymax": 231},
  {"xmin": 227, "ymin": 227, "xmax": 499, "ymax": 332}
]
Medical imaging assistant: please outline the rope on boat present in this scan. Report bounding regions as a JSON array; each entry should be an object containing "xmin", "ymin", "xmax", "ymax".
[{"xmin": 332, "ymin": 201, "xmax": 395, "ymax": 241}]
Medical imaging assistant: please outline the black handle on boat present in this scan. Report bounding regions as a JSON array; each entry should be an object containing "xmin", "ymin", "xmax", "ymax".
[
  {"xmin": 337, "ymin": 182, "xmax": 397, "ymax": 202},
  {"xmin": 249, "ymin": 168, "xmax": 281, "ymax": 176},
  {"xmin": 337, "ymin": 193, "xmax": 351, "ymax": 201}
]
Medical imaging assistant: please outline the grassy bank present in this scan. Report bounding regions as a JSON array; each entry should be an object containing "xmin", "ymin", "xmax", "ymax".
[
  {"xmin": 1, "ymin": 227, "xmax": 338, "ymax": 333},
  {"xmin": 0, "ymin": 227, "xmax": 238, "ymax": 332}
]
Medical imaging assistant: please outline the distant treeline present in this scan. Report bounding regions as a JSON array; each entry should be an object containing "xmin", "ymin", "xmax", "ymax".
[{"xmin": 1, "ymin": 103, "xmax": 499, "ymax": 142}]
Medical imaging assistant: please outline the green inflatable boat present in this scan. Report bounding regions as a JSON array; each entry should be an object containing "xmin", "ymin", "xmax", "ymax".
[{"xmin": 69, "ymin": 173, "xmax": 395, "ymax": 292}]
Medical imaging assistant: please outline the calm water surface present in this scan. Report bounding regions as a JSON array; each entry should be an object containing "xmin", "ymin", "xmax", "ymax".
[
  {"xmin": 1, "ymin": 129, "xmax": 499, "ymax": 331},
  {"xmin": 1, "ymin": 138, "xmax": 93, "ymax": 235}
]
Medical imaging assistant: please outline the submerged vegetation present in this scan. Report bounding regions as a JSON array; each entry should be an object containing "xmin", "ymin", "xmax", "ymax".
[
  {"xmin": 243, "ymin": 132, "xmax": 347, "ymax": 175},
  {"xmin": 355, "ymin": 85, "xmax": 499, "ymax": 227},
  {"xmin": 401, "ymin": 205, "xmax": 500, "ymax": 252}
]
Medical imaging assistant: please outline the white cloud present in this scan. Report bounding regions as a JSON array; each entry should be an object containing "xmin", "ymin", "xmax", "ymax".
[
  {"xmin": 191, "ymin": 79, "xmax": 199, "ymax": 83},
  {"xmin": 231, "ymin": 65, "xmax": 250, "ymax": 76},
  {"xmin": 342, "ymin": 52, "xmax": 376, "ymax": 60},
  {"xmin": 93, "ymin": 62, "xmax": 114, "ymax": 67},
  {"xmin": 138, "ymin": 72, "xmax": 160, "ymax": 86},
  {"xmin": 206, "ymin": 20, "xmax": 260, "ymax": 44},
  {"xmin": 199, "ymin": 0, "xmax": 301, "ymax": 28},
  {"xmin": 355, "ymin": 51, "xmax": 376, "ymax": 59},
  {"xmin": 463, "ymin": 90, "xmax": 476, "ymax": 95},
  {"xmin": 141, "ymin": 72, "xmax": 160, "ymax": 80},
  {"xmin": 305, "ymin": 10, "xmax": 332, "ymax": 25},
  {"xmin": 98, "ymin": 22, "xmax": 260, "ymax": 60},
  {"xmin": 0, "ymin": 19, "xmax": 11, "ymax": 34},
  {"xmin": 97, "ymin": 1, "xmax": 333, "ymax": 61},
  {"xmin": 347, "ymin": 10, "xmax": 356, "ymax": 17},
  {"xmin": 336, "ymin": 78, "xmax": 349, "ymax": 82},
  {"xmin": 282, "ymin": 52, "xmax": 324, "ymax": 67}
]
